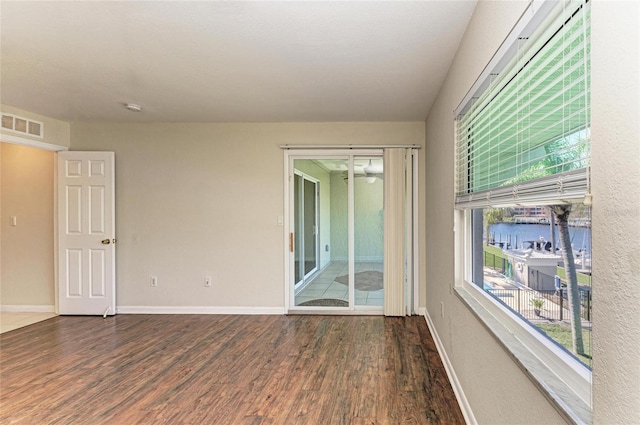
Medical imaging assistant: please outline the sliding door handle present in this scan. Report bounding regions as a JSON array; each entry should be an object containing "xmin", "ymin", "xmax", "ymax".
[{"xmin": 290, "ymin": 233, "xmax": 294, "ymax": 253}]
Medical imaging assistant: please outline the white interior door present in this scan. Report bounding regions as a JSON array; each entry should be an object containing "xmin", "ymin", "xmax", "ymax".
[{"xmin": 57, "ymin": 151, "xmax": 115, "ymax": 315}]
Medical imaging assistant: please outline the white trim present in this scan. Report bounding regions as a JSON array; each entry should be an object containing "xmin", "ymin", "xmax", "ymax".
[
  {"xmin": 0, "ymin": 305, "xmax": 56, "ymax": 313},
  {"xmin": 53, "ymin": 155, "xmax": 60, "ymax": 315},
  {"xmin": 348, "ymin": 155, "xmax": 355, "ymax": 308},
  {"xmin": 421, "ymin": 307, "xmax": 477, "ymax": 425},
  {"xmin": 281, "ymin": 144, "xmax": 421, "ymax": 150},
  {"xmin": 116, "ymin": 306, "xmax": 285, "ymax": 315},
  {"xmin": 454, "ymin": 284, "xmax": 591, "ymax": 425},
  {"xmin": 412, "ymin": 150, "xmax": 420, "ymax": 314},
  {"xmin": 0, "ymin": 133, "xmax": 68, "ymax": 151},
  {"xmin": 284, "ymin": 151, "xmax": 292, "ymax": 311},
  {"xmin": 462, "ymin": 280, "xmax": 592, "ymax": 390}
]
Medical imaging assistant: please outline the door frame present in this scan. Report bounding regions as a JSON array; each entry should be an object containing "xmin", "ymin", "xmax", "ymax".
[
  {"xmin": 284, "ymin": 149, "xmax": 385, "ymax": 313},
  {"xmin": 0, "ymin": 136, "xmax": 118, "ymax": 316},
  {"xmin": 0, "ymin": 135, "xmax": 68, "ymax": 314}
]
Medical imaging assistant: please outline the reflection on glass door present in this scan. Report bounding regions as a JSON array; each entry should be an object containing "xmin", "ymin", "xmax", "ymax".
[
  {"xmin": 293, "ymin": 158, "xmax": 348, "ymax": 307},
  {"xmin": 294, "ymin": 172, "xmax": 319, "ymax": 286},
  {"xmin": 303, "ymin": 179, "xmax": 317, "ymax": 276},
  {"xmin": 354, "ymin": 157, "xmax": 384, "ymax": 306}
]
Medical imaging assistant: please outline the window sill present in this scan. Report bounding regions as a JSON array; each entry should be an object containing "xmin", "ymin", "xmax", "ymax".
[{"xmin": 455, "ymin": 282, "xmax": 592, "ymax": 425}]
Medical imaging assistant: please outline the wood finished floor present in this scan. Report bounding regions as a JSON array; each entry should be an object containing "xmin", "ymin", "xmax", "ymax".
[{"xmin": 0, "ymin": 315, "xmax": 464, "ymax": 425}]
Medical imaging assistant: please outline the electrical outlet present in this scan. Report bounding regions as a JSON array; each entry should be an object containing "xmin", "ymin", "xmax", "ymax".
[
  {"xmin": 150, "ymin": 276, "xmax": 158, "ymax": 287},
  {"xmin": 204, "ymin": 276, "xmax": 212, "ymax": 287}
]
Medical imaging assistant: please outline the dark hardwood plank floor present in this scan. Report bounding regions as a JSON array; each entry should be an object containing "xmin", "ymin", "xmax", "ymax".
[{"xmin": 0, "ymin": 315, "xmax": 464, "ymax": 425}]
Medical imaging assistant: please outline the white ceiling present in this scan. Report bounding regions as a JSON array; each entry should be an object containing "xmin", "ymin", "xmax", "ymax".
[{"xmin": 0, "ymin": 1, "xmax": 477, "ymax": 123}]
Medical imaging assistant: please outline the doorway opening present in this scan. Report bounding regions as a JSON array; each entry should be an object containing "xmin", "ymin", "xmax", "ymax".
[{"xmin": 0, "ymin": 142, "xmax": 57, "ymax": 330}]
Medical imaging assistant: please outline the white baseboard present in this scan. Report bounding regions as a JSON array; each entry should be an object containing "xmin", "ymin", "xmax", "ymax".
[
  {"xmin": 116, "ymin": 306, "xmax": 286, "ymax": 315},
  {"xmin": 0, "ymin": 305, "xmax": 55, "ymax": 313},
  {"xmin": 420, "ymin": 307, "xmax": 477, "ymax": 425}
]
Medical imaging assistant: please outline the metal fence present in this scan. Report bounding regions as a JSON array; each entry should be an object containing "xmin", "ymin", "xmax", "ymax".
[
  {"xmin": 483, "ymin": 250, "xmax": 591, "ymax": 322},
  {"xmin": 485, "ymin": 286, "xmax": 591, "ymax": 323},
  {"xmin": 484, "ymin": 251, "xmax": 506, "ymax": 274},
  {"xmin": 483, "ymin": 249, "xmax": 592, "ymax": 366}
]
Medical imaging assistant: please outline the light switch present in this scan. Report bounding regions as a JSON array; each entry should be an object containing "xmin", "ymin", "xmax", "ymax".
[
  {"xmin": 277, "ymin": 216, "xmax": 283, "ymax": 226},
  {"xmin": 10, "ymin": 216, "xmax": 17, "ymax": 226}
]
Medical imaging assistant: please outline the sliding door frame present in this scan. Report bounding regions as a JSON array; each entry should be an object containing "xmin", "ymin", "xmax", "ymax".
[
  {"xmin": 284, "ymin": 148, "xmax": 419, "ymax": 315},
  {"xmin": 285, "ymin": 149, "xmax": 382, "ymax": 313}
]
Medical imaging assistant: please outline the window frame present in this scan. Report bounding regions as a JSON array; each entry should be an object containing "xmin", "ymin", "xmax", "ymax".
[{"xmin": 454, "ymin": 209, "xmax": 592, "ymax": 424}]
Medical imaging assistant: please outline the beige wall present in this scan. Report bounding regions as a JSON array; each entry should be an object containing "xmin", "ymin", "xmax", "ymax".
[
  {"xmin": 591, "ymin": 1, "xmax": 640, "ymax": 423},
  {"xmin": 70, "ymin": 122, "xmax": 425, "ymax": 309},
  {"xmin": 0, "ymin": 104, "xmax": 71, "ymax": 149},
  {"xmin": 425, "ymin": 0, "xmax": 640, "ymax": 424},
  {"xmin": 0, "ymin": 143, "xmax": 55, "ymax": 307}
]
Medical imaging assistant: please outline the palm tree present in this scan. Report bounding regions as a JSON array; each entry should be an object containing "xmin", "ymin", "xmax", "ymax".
[
  {"xmin": 552, "ymin": 204, "xmax": 585, "ymax": 355},
  {"xmin": 483, "ymin": 208, "xmax": 504, "ymax": 242},
  {"xmin": 503, "ymin": 133, "xmax": 588, "ymax": 355}
]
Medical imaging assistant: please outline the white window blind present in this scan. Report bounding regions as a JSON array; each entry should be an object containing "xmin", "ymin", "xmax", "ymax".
[{"xmin": 455, "ymin": 0, "xmax": 590, "ymax": 209}]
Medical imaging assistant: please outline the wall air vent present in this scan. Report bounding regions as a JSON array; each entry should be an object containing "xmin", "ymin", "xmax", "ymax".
[{"xmin": 1, "ymin": 113, "xmax": 44, "ymax": 139}]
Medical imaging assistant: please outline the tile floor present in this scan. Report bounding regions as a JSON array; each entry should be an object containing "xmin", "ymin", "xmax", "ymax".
[
  {"xmin": 0, "ymin": 312, "xmax": 57, "ymax": 334},
  {"xmin": 295, "ymin": 261, "xmax": 384, "ymax": 307}
]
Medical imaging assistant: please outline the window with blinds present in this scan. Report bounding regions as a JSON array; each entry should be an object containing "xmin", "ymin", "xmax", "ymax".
[{"xmin": 455, "ymin": 0, "xmax": 590, "ymax": 209}]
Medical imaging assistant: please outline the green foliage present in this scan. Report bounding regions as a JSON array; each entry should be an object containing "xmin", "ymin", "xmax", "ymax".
[
  {"xmin": 501, "ymin": 129, "xmax": 589, "ymax": 186},
  {"xmin": 541, "ymin": 132, "xmax": 589, "ymax": 175},
  {"xmin": 556, "ymin": 267, "xmax": 591, "ymax": 287},
  {"xmin": 530, "ymin": 298, "xmax": 545, "ymax": 309},
  {"xmin": 483, "ymin": 208, "xmax": 503, "ymax": 224},
  {"xmin": 536, "ymin": 323, "xmax": 592, "ymax": 367}
]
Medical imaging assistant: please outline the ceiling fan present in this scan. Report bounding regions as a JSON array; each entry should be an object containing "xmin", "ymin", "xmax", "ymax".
[{"xmin": 343, "ymin": 159, "xmax": 384, "ymax": 183}]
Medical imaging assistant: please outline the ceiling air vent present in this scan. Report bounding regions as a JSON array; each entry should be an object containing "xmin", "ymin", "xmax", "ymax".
[{"xmin": 1, "ymin": 113, "xmax": 44, "ymax": 139}]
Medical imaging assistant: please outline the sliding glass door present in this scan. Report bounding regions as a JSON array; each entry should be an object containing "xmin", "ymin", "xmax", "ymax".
[{"xmin": 289, "ymin": 153, "xmax": 384, "ymax": 311}]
